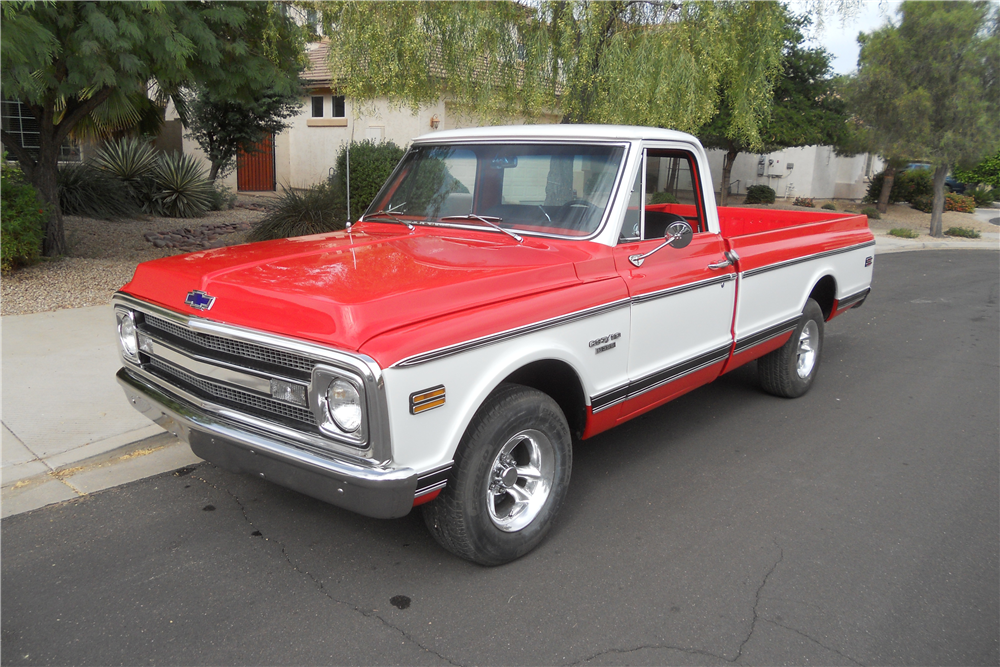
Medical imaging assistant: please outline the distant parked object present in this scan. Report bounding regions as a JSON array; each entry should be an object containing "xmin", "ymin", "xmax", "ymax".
[{"xmin": 905, "ymin": 163, "xmax": 966, "ymax": 195}]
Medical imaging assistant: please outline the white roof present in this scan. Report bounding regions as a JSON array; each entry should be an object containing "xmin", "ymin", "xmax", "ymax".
[{"xmin": 411, "ymin": 124, "xmax": 699, "ymax": 145}]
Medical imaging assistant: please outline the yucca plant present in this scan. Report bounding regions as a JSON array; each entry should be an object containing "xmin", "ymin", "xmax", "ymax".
[
  {"xmin": 58, "ymin": 164, "xmax": 140, "ymax": 218},
  {"xmin": 92, "ymin": 136, "xmax": 158, "ymax": 183},
  {"xmin": 248, "ymin": 182, "xmax": 347, "ymax": 241},
  {"xmin": 150, "ymin": 152, "xmax": 215, "ymax": 218}
]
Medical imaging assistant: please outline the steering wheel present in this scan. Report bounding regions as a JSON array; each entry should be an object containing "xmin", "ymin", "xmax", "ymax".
[{"xmin": 557, "ymin": 199, "xmax": 598, "ymax": 229}]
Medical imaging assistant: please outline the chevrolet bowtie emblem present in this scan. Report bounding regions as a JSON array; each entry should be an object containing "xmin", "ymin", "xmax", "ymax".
[{"xmin": 185, "ymin": 290, "xmax": 216, "ymax": 311}]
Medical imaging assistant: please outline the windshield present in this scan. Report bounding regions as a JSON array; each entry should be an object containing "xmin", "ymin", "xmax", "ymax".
[{"xmin": 365, "ymin": 143, "xmax": 626, "ymax": 238}]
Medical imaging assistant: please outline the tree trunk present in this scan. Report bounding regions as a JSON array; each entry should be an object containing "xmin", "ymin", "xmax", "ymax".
[
  {"xmin": 929, "ymin": 165, "xmax": 948, "ymax": 238},
  {"xmin": 719, "ymin": 149, "xmax": 739, "ymax": 207},
  {"xmin": 33, "ymin": 143, "xmax": 66, "ymax": 257},
  {"xmin": 877, "ymin": 164, "xmax": 896, "ymax": 214}
]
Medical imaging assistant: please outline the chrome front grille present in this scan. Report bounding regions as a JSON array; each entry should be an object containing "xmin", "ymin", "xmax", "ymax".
[
  {"xmin": 144, "ymin": 314, "xmax": 316, "ymax": 373},
  {"xmin": 149, "ymin": 358, "xmax": 317, "ymax": 427},
  {"xmin": 114, "ymin": 292, "xmax": 390, "ymax": 461}
]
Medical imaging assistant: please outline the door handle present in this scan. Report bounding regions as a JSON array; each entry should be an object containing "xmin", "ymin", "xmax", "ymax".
[{"xmin": 708, "ymin": 258, "xmax": 732, "ymax": 270}]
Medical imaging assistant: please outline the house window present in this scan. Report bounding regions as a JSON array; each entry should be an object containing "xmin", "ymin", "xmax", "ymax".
[
  {"xmin": 311, "ymin": 96, "xmax": 324, "ymax": 118},
  {"xmin": 2, "ymin": 99, "xmax": 40, "ymax": 156},
  {"xmin": 332, "ymin": 95, "xmax": 345, "ymax": 118},
  {"xmin": 1, "ymin": 99, "xmax": 80, "ymax": 161}
]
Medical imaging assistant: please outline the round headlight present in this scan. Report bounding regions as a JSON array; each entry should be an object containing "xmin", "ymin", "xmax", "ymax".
[
  {"xmin": 119, "ymin": 313, "xmax": 138, "ymax": 358},
  {"xmin": 326, "ymin": 379, "xmax": 362, "ymax": 433}
]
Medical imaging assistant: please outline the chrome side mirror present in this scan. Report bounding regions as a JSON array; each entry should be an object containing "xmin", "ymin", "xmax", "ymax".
[{"xmin": 628, "ymin": 221, "xmax": 694, "ymax": 267}]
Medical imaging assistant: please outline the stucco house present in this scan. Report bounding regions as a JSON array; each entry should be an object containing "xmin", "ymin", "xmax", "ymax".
[
  {"xmin": 179, "ymin": 40, "xmax": 507, "ymax": 194},
  {"xmin": 704, "ymin": 146, "xmax": 884, "ymax": 202}
]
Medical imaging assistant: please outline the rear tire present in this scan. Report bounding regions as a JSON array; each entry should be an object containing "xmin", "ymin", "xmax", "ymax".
[
  {"xmin": 758, "ymin": 298, "xmax": 824, "ymax": 398},
  {"xmin": 423, "ymin": 383, "xmax": 572, "ymax": 566}
]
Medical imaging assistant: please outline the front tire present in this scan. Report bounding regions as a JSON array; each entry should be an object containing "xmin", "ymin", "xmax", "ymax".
[
  {"xmin": 758, "ymin": 298, "xmax": 825, "ymax": 398},
  {"xmin": 423, "ymin": 383, "xmax": 572, "ymax": 566}
]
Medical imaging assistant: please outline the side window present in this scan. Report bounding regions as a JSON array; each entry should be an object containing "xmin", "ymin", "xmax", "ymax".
[{"xmin": 642, "ymin": 150, "xmax": 705, "ymax": 239}]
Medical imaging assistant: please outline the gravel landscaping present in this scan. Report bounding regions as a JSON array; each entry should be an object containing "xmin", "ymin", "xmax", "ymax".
[
  {"xmin": 1, "ymin": 199, "xmax": 270, "ymax": 316},
  {"xmin": 1, "ymin": 195, "xmax": 994, "ymax": 317}
]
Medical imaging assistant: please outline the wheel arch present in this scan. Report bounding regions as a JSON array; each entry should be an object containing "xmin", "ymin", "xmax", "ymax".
[
  {"xmin": 808, "ymin": 274, "xmax": 837, "ymax": 321},
  {"xmin": 502, "ymin": 359, "xmax": 588, "ymax": 440}
]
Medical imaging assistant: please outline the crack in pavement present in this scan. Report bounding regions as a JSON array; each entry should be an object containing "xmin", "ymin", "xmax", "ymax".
[
  {"xmin": 570, "ymin": 643, "xmax": 730, "ymax": 665},
  {"xmin": 733, "ymin": 543, "xmax": 784, "ymax": 662},
  {"xmin": 571, "ymin": 545, "xmax": 787, "ymax": 666},
  {"xmin": 193, "ymin": 473, "xmax": 460, "ymax": 666},
  {"xmin": 763, "ymin": 619, "xmax": 866, "ymax": 666}
]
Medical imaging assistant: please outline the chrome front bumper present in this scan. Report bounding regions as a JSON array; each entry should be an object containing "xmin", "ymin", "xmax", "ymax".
[{"xmin": 118, "ymin": 368, "xmax": 419, "ymax": 519}]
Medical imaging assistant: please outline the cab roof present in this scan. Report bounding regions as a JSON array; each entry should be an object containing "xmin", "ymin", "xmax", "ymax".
[{"xmin": 411, "ymin": 124, "xmax": 699, "ymax": 145}]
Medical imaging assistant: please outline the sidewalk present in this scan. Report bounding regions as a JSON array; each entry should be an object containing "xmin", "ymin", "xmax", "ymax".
[
  {"xmin": 1, "ymin": 305, "xmax": 199, "ymax": 518},
  {"xmin": 2, "ymin": 232, "xmax": 998, "ymax": 519}
]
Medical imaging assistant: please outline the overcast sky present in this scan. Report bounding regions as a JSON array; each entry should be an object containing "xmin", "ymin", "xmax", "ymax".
[{"xmin": 795, "ymin": 1, "xmax": 902, "ymax": 75}]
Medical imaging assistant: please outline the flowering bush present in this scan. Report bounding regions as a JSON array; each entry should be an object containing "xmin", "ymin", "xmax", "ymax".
[
  {"xmin": 793, "ymin": 197, "xmax": 815, "ymax": 207},
  {"xmin": 945, "ymin": 193, "xmax": 976, "ymax": 213},
  {"xmin": 911, "ymin": 193, "xmax": 976, "ymax": 213}
]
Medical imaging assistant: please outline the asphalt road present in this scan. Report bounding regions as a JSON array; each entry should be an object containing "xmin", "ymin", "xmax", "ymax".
[{"xmin": 3, "ymin": 249, "xmax": 998, "ymax": 667}]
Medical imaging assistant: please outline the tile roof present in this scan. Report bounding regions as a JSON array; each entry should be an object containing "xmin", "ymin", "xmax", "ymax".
[{"xmin": 303, "ymin": 40, "xmax": 334, "ymax": 85}]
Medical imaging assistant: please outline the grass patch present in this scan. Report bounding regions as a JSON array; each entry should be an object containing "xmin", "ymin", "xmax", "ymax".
[
  {"xmin": 889, "ymin": 228, "xmax": 919, "ymax": 239},
  {"xmin": 944, "ymin": 226, "xmax": 981, "ymax": 238}
]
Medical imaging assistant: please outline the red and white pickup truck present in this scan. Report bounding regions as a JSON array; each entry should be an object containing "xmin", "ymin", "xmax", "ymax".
[{"xmin": 114, "ymin": 125, "xmax": 874, "ymax": 564}]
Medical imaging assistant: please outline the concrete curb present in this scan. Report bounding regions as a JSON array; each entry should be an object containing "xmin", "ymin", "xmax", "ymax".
[{"xmin": 1, "ymin": 431, "xmax": 201, "ymax": 519}]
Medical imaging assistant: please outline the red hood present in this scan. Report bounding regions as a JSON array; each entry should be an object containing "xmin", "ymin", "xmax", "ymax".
[{"xmin": 122, "ymin": 224, "xmax": 614, "ymax": 351}]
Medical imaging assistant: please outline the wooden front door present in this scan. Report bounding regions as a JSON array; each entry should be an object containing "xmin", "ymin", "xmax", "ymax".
[{"xmin": 237, "ymin": 134, "xmax": 275, "ymax": 191}]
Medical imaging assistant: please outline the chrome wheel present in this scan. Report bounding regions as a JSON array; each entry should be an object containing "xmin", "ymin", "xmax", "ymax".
[
  {"xmin": 796, "ymin": 320, "xmax": 819, "ymax": 378},
  {"xmin": 486, "ymin": 428, "xmax": 555, "ymax": 532}
]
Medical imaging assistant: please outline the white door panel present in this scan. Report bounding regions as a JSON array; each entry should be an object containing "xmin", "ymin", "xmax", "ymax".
[{"xmin": 628, "ymin": 279, "xmax": 735, "ymax": 381}]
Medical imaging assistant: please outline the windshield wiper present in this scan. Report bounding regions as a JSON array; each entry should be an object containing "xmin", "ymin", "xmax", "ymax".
[
  {"xmin": 439, "ymin": 214, "xmax": 523, "ymax": 243},
  {"xmin": 363, "ymin": 210, "xmax": 414, "ymax": 231}
]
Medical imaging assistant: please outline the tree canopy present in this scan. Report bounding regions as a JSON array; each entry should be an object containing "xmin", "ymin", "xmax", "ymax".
[
  {"xmin": 699, "ymin": 9, "xmax": 849, "ymax": 205},
  {"xmin": 845, "ymin": 1, "xmax": 999, "ymax": 235},
  {"xmin": 184, "ymin": 86, "xmax": 303, "ymax": 182},
  {"xmin": 318, "ymin": 1, "xmax": 787, "ymax": 153},
  {"xmin": 0, "ymin": 1, "xmax": 306, "ymax": 255}
]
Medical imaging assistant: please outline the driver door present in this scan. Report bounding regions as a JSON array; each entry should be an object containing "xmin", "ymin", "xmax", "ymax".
[{"xmin": 613, "ymin": 147, "xmax": 736, "ymax": 419}]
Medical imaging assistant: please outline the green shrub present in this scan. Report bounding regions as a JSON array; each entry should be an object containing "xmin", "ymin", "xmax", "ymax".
[
  {"xmin": 889, "ymin": 227, "xmax": 919, "ymax": 238},
  {"xmin": 58, "ymin": 164, "xmax": 140, "ymax": 218},
  {"xmin": 969, "ymin": 184, "xmax": 996, "ymax": 207},
  {"xmin": 897, "ymin": 169, "xmax": 934, "ymax": 202},
  {"xmin": 910, "ymin": 195, "xmax": 933, "ymax": 213},
  {"xmin": 945, "ymin": 226, "xmax": 981, "ymax": 238},
  {"xmin": 649, "ymin": 191, "xmax": 679, "ymax": 204},
  {"xmin": 821, "ymin": 202, "xmax": 837, "ymax": 210},
  {"xmin": 793, "ymin": 197, "xmax": 815, "ymax": 207},
  {"xmin": 1, "ymin": 171, "xmax": 47, "ymax": 272},
  {"xmin": 210, "ymin": 183, "xmax": 237, "ymax": 211},
  {"xmin": 744, "ymin": 185, "xmax": 776, "ymax": 205},
  {"xmin": 335, "ymin": 140, "xmax": 406, "ymax": 218},
  {"xmin": 861, "ymin": 206, "xmax": 881, "ymax": 220},
  {"xmin": 945, "ymin": 193, "xmax": 975, "ymax": 213},
  {"xmin": 864, "ymin": 168, "xmax": 934, "ymax": 204},
  {"xmin": 248, "ymin": 181, "xmax": 347, "ymax": 242},
  {"xmin": 150, "ymin": 152, "xmax": 215, "ymax": 218}
]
